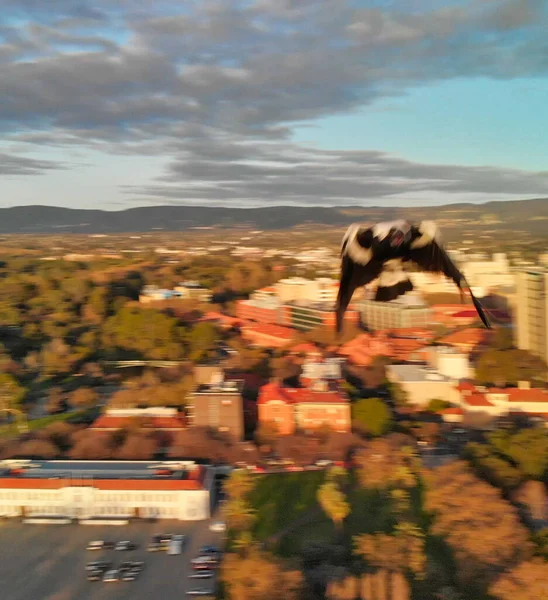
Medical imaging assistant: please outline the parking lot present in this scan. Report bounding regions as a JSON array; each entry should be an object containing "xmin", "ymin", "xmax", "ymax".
[{"xmin": 0, "ymin": 517, "xmax": 224, "ymax": 600}]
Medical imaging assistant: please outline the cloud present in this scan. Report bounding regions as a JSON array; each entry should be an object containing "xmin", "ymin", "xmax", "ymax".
[
  {"xmin": 1, "ymin": 0, "xmax": 548, "ymax": 204},
  {"xmin": 0, "ymin": 152, "xmax": 66, "ymax": 175}
]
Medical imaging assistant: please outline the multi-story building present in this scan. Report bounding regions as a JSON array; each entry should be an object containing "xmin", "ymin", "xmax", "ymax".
[
  {"xmin": 174, "ymin": 281, "xmax": 212, "ymax": 303},
  {"xmin": 361, "ymin": 293, "xmax": 432, "ymax": 331},
  {"xmin": 257, "ymin": 379, "xmax": 351, "ymax": 435},
  {"xmin": 235, "ymin": 296, "xmax": 282, "ymax": 325},
  {"xmin": 281, "ymin": 301, "xmax": 359, "ymax": 331},
  {"xmin": 275, "ymin": 277, "xmax": 339, "ymax": 304},
  {"xmin": 187, "ymin": 376, "xmax": 245, "ymax": 440},
  {"xmin": 385, "ymin": 364, "xmax": 461, "ymax": 407},
  {"xmin": 0, "ymin": 460, "xmax": 213, "ymax": 521},
  {"xmin": 514, "ymin": 269, "xmax": 548, "ymax": 365}
]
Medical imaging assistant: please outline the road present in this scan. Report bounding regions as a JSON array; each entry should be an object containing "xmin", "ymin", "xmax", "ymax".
[{"xmin": 0, "ymin": 514, "xmax": 225, "ymax": 600}]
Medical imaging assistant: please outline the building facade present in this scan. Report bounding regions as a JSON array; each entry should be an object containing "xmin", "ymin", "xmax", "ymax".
[
  {"xmin": 281, "ymin": 302, "xmax": 359, "ymax": 331},
  {"xmin": 514, "ymin": 269, "xmax": 548, "ymax": 365},
  {"xmin": 174, "ymin": 281, "xmax": 212, "ymax": 303},
  {"xmin": 257, "ymin": 380, "xmax": 351, "ymax": 435},
  {"xmin": 235, "ymin": 297, "xmax": 282, "ymax": 324},
  {"xmin": 187, "ymin": 378, "xmax": 245, "ymax": 440},
  {"xmin": 361, "ymin": 295, "xmax": 432, "ymax": 331},
  {"xmin": 0, "ymin": 460, "xmax": 213, "ymax": 521}
]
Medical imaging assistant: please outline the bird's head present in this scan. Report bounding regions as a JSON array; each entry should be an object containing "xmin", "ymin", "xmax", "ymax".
[{"xmin": 389, "ymin": 228, "xmax": 410, "ymax": 248}]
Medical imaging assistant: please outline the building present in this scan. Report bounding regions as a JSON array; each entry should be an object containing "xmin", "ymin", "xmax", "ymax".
[
  {"xmin": 257, "ymin": 380, "xmax": 351, "ymax": 435},
  {"xmin": 90, "ymin": 407, "xmax": 186, "ymax": 433},
  {"xmin": 361, "ymin": 293, "xmax": 432, "ymax": 331},
  {"xmin": 174, "ymin": 281, "xmax": 212, "ymax": 303},
  {"xmin": 235, "ymin": 296, "xmax": 282, "ymax": 325},
  {"xmin": 426, "ymin": 346, "xmax": 471, "ymax": 380},
  {"xmin": 0, "ymin": 460, "xmax": 213, "ymax": 521},
  {"xmin": 385, "ymin": 364, "xmax": 461, "ymax": 407},
  {"xmin": 275, "ymin": 277, "xmax": 339, "ymax": 304},
  {"xmin": 437, "ymin": 327, "xmax": 494, "ymax": 354},
  {"xmin": 240, "ymin": 322, "xmax": 297, "ymax": 348},
  {"xmin": 514, "ymin": 269, "xmax": 548, "ymax": 365},
  {"xmin": 187, "ymin": 375, "xmax": 245, "ymax": 440},
  {"xmin": 281, "ymin": 301, "xmax": 360, "ymax": 331}
]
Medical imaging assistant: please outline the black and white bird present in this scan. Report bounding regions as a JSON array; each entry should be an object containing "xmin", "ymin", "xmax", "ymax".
[{"xmin": 335, "ymin": 219, "xmax": 491, "ymax": 333}]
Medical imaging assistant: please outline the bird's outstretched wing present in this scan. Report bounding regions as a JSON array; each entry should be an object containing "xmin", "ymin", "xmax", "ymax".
[
  {"xmin": 406, "ymin": 222, "xmax": 491, "ymax": 329},
  {"xmin": 336, "ymin": 225, "xmax": 384, "ymax": 333}
]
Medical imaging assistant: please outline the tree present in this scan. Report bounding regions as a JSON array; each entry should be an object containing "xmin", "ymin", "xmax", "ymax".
[
  {"xmin": 224, "ymin": 468, "xmax": 255, "ymax": 501},
  {"xmin": 254, "ymin": 421, "xmax": 279, "ymax": 449},
  {"xmin": 352, "ymin": 398, "xmax": 393, "ymax": 437},
  {"xmin": 223, "ymin": 497, "xmax": 257, "ymax": 532},
  {"xmin": 424, "ymin": 461, "xmax": 532, "ymax": 593},
  {"xmin": 317, "ymin": 480, "xmax": 350, "ymax": 530},
  {"xmin": 426, "ymin": 398, "xmax": 451, "ymax": 413},
  {"xmin": 46, "ymin": 386, "xmax": 66, "ymax": 414},
  {"xmin": 221, "ymin": 547, "xmax": 303, "ymax": 600},
  {"xmin": 186, "ymin": 322, "xmax": 220, "ymax": 363},
  {"xmin": 17, "ymin": 439, "xmax": 58, "ymax": 459},
  {"xmin": 70, "ymin": 387, "xmax": 99, "ymax": 408},
  {"xmin": 0, "ymin": 373, "xmax": 26, "ymax": 409},
  {"xmin": 116, "ymin": 433, "xmax": 157, "ymax": 460},
  {"xmin": 489, "ymin": 559, "xmax": 548, "ymax": 600}
]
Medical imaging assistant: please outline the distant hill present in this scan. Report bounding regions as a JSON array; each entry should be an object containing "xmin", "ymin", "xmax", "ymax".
[{"xmin": 0, "ymin": 198, "xmax": 547, "ymax": 234}]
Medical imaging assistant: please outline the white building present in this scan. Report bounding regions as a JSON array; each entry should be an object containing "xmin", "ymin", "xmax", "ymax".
[
  {"xmin": 427, "ymin": 346, "xmax": 471, "ymax": 380},
  {"xmin": 0, "ymin": 460, "xmax": 213, "ymax": 521},
  {"xmin": 385, "ymin": 364, "xmax": 461, "ymax": 407}
]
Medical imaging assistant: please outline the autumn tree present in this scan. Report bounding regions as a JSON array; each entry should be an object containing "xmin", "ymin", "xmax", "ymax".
[
  {"xmin": 221, "ymin": 547, "xmax": 303, "ymax": 600},
  {"xmin": 424, "ymin": 461, "xmax": 532, "ymax": 594},
  {"xmin": 489, "ymin": 559, "xmax": 548, "ymax": 600},
  {"xmin": 0, "ymin": 373, "xmax": 26, "ymax": 409},
  {"xmin": 70, "ymin": 387, "xmax": 99, "ymax": 408}
]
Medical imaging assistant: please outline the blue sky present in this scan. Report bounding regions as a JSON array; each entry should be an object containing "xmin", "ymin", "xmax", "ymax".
[{"xmin": 1, "ymin": 0, "xmax": 548, "ymax": 210}]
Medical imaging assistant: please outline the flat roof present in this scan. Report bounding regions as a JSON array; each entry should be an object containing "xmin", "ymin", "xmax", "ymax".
[{"xmin": 0, "ymin": 460, "xmax": 202, "ymax": 482}]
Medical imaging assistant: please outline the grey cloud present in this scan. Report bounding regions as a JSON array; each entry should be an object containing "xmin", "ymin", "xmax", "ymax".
[
  {"xmin": 2, "ymin": 0, "xmax": 548, "ymax": 206},
  {"xmin": 0, "ymin": 152, "xmax": 66, "ymax": 175}
]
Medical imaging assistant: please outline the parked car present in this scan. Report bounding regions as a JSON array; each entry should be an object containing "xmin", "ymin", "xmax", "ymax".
[
  {"xmin": 115, "ymin": 540, "xmax": 136, "ymax": 551},
  {"xmin": 209, "ymin": 521, "xmax": 226, "ymax": 533},
  {"xmin": 87, "ymin": 569, "xmax": 103, "ymax": 581},
  {"xmin": 86, "ymin": 540, "xmax": 115, "ymax": 551},
  {"xmin": 187, "ymin": 590, "xmax": 215, "ymax": 597},
  {"xmin": 103, "ymin": 569, "xmax": 120, "ymax": 583},
  {"xmin": 189, "ymin": 572, "xmax": 214, "ymax": 579}
]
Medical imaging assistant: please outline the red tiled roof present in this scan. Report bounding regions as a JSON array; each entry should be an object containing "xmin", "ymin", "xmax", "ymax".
[
  {"xmin": 258, "ymin": 382, "xmax": 348, "ymax": 405},
  {"xmin": 452, "ymin": 310, "xmax": 480, "ymax": 319},
  {"xmin": 0, "ymin": 478, "xmax": 204, "ymax": 490},
  {"xmin": 290, "ymin": 343, "xmax": 321, "ymax": 354},
  {"xmin": 457, "ymin": 381, "xmax": 477, "ymax": 392},
  {"xmin": 502, "ymin": 388, "xmax": 548, "ymax": 403},
  {"xmin": 439, "ymin": 327, "xmax": 492, "ymax": 347},
  {"xmin": 241, "ymin": 323, "xmax": 296, "ymax": 340},
  {"xmin": 462, "ymin": 394, "xmax": 494, "ymax": 407},
  {"xmin": 90, "ymin": 416, "xmax": 186, "ymax": 430}
]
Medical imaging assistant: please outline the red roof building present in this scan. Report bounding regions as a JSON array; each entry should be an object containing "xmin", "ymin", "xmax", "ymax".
[
  {"xmin": 240, "ymin": 322, "xmax": 297, "ymax": 348},
  {"xmin": 257, "ymin": 380, "xmax": 351, "ymax": 435},
  {"xmin": 0, "ymin": 461, "xmax": 212, "ymax": 521}
]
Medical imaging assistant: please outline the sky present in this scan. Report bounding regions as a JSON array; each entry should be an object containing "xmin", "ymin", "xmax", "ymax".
[{"xmin": 1, "ymin": 0, "xmax": 548, "ymax": 210}]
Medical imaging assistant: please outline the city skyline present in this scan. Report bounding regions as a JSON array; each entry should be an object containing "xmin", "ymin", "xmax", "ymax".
[{"xmin": 2, "ymin": 0, "xmax": 548, "ymax": 210}]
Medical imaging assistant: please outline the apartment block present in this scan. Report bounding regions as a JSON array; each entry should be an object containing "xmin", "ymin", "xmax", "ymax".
[
  {"xmin": 514, "ymin": 269, "xmax": 548, "ymax": 365},
  {"xmin": 275, "ymin": 277, "xmax": 339, "ymax": 304},
  {"xmin": 361, "ymin": 293, "xmax": 432, "ymax": 331}
]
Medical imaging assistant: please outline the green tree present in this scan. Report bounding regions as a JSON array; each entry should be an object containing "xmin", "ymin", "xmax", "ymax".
[
  {"xmin": 426, "ymin": 398, "xmax": 451, "ymax": 413},
  {"xmin": 317, "ymin": 480, "xmax": 350, "ymax": 530},
  {"xmin": 186, "ymin": 321, "xmax": 220, "ymax": 363},
  {"xmin": 352, "ymin": 398, "xmax": 393, "ymax": 437}
]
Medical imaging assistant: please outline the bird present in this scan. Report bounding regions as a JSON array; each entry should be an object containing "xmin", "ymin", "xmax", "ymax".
[{"xmin": 335, "ymin": 219, "xmax": 491, "ymax": 333}]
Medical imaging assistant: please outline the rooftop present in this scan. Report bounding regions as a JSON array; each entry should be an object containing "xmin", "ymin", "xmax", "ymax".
[
  {"xmin": 0, "ymin": 460, "xmax": 206, "ymax": 486},
  {"xmin": 387, "ymin": 364, "xmax": 453, "ymax": 383}
]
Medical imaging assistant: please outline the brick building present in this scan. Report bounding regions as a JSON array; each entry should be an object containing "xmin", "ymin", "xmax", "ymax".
[
  {"xmin": 257, "ymin": 379, "xmax": 351, "ymax": 435},
  {"xmin": 187, "ymin": 377, "xmax": 245, "ymax": 440}
]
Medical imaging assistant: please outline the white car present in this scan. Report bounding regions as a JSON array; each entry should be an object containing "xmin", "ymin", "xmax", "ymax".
[{"xmin": 209, "ymin": 521, "xmax": 226, "ymax": 533}]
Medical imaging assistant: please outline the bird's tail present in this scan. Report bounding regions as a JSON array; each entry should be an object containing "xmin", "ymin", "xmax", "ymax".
[{"xmin": 462, "ymin": 282, "xmax": 492, "ymax": 329}]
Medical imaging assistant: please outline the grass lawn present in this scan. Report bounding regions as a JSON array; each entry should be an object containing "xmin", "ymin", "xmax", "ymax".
[{"xmin": 249, "ymin": 470, "xmax": 326, "ymax": 542}]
